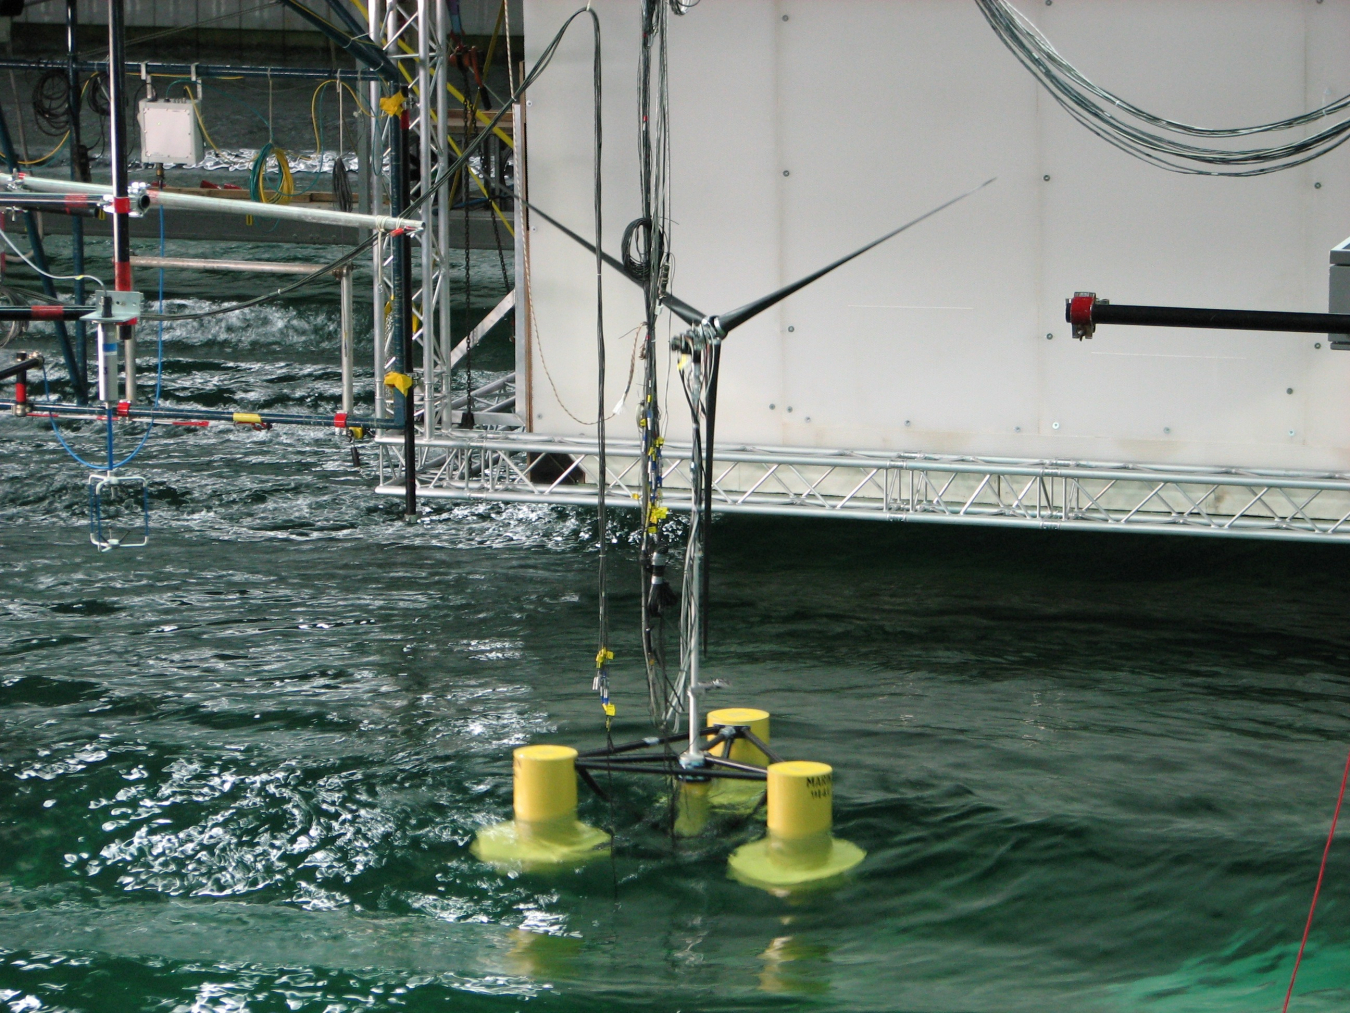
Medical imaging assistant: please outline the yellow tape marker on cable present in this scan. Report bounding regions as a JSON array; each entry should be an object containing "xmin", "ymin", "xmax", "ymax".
[
  {"xmin": 379, "ymin": 93, "xmax": 406, "ymax": 117},
  {"xmin": 232, "ymin": 412, "xmax": 263, "ymax": 425},
  {"xmin": 384, "ymin": 372, "xmax": 413, "ymax": 395}
]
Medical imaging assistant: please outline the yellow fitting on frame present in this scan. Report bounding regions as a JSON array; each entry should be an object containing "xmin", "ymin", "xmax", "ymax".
[
  {"xmin": 767, "ymin": 761, "xmax": 833, "ymax": 840},
  {"xmin": 595, "ymin": 648, "xmax": 614, "ymax": 668},
  {"xmin": 513, "ymin": 744, "xmax": 578, "ymax": 823},
  {"xmin": 232, "ymin": 412, "xmax": 263, "ymax": 425},
  {"xmin": 707, "ymin": 707, "xmax": 770, "ymax": 766},
  {"xmin": 384, "ymin": 371, "xmax": 413, "ymax": 395},
  {"xmin": 379, "ymin": 93, "xmax": 406, "ymax": 117}
]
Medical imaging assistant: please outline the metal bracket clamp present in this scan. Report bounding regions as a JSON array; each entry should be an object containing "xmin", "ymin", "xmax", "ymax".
[
  {"xmin": 103, "ymin": 183, "xmax": 150, "ymax": 218},
  {"xmin": 82, "ymin": 290, "xmax": 144, "ymax": 326},
  {"xmin": 1067, "ymin": 291, "xmax": 1103, "ymax": 340},
  {"xmin": 670, "ymin": 315, "xmax": 726, "ymax": 355}
]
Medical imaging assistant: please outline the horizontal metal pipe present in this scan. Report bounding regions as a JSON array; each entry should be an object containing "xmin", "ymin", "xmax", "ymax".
[
  {"xmin": 0, "ymin": 305, "xmax": 92, "ymax": 321},
  {"xmin": 0, "ymin": 173, "xmax": 420, "ymax": 233},
  {"xmin": 0, "ymin": 58, "xmax": 346, "ymax": 81},
  {"xmin": 130, "ymin": 256, "xmax": 327, "ymax": 276},
  {"xmin": 1093, "ymin": 302, "xmax": 1350, "ymax": 335},
  {"xmin": 4, "ymin": 399, "xmax": 395, "ymax": 430}
]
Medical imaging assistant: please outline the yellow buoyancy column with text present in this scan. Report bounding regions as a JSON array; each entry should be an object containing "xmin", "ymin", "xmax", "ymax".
[
  {"xmin": 727, "ymin": 761, "xmax": 865, "ymax": 892},
  {"xmin": 472, "ymin": 744, "xmax": 610, "ymax": 871}
]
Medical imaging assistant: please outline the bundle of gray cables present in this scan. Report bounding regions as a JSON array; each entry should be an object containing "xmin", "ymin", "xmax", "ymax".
[{"xmin": 976, "ymin": 0, "xmax": 1350, "ymax": 175}]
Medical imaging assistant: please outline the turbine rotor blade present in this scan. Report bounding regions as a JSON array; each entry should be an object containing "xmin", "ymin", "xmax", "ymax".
[
  {"xmin": 525, "ymin": 202, "xmax": 706, "ymax": 325},
  {"xmin": 715, "ymin": 177, "xmax": 996, "ymax": 336}
]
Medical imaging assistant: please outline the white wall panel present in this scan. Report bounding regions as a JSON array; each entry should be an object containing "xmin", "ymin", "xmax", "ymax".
[{"xmin": 523, "ymin": 0, "xmax": 1350, "ymax": 472}]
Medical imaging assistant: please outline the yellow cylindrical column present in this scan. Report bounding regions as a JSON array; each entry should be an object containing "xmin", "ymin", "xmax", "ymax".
[
  {"xmin": 473, "ymin": 743, "xmax": 609, "ymax": 871},
  {"xmin": 707, "ymin": 707, "xmax": 771, "ymax": 766},
  {"xmin": 766, "ymin": 761, "xmax": 833, "ymax": 840},
  {"xmin": 727, "ymin": 759, "xmax": 864, "ymax": 892},
  {"xmin": 513, "ymin": 744, "xmax": 578, "ymax": 823}
]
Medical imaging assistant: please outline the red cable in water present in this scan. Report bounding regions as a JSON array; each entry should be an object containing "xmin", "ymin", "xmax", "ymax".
[{"xmin": 1282, "ymin": 746, "xmax": 1350, "ymax": 1013}]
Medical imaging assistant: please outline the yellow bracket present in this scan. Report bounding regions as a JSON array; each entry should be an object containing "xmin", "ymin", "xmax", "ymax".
[
  {"xmin": 379, "ymin": 93, "xmax": 406, "ymax": 117},
  {"xmin": 595, "ymin": 647, "xmax": 614, "ymax": 668},
  {"xmin": 384, "ymin": 371, "xmax": 413, "ymax": 395}
]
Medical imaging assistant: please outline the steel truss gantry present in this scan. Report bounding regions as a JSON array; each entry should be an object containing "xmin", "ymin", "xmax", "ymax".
[
  {"xmin": 365, "ymin": 0, "xmax": 521, "ymax": 441},
  {"xmin": 373, "ymin": 431, "xmax": 1350, "ymax": 542}
]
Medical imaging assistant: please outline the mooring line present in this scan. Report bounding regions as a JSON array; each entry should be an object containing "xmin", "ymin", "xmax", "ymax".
[{"xmin": 1282, "ymin": 745, "xmax": 1350, "ymax": 1012}]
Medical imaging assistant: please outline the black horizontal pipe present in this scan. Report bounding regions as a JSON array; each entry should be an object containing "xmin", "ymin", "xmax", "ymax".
[
  {"xmin": 1069, "ymin": 295, "xmax": 1350, "ymax": 336},
  {"xmin": 574, "ymin": 760, "xmax": 768, "ymax": 781},
  {"xmin": 0, "ymin": 305, "xmax": 93, "ymax": 321},
  {"xmin": 703, "ymin": 754, "xmax": 769, "ymax": 775},
  {"xmin": 576, "ymin": 728, "xmax": 721, "ymax": 759},
  {"xmin": 1097, "ymin": 303, "xmax": 1350, "ymax": 334}
]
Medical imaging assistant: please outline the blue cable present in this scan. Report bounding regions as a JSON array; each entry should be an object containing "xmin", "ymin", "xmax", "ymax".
[{"xmin": 43, "ymin": 206, "xmax": 166, "ymax": 471}]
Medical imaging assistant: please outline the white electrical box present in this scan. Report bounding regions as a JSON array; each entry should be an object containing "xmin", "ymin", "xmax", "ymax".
[{"xmin": 137, "ymin": 98, "xmax": 203, "ymax": 166}]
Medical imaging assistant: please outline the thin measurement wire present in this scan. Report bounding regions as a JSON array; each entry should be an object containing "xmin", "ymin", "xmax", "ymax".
[
  {"xmin": 0, "ymin": 226, "xmax": 104, "ymax": 292},
  {"xmin": 585, "ymin": 8, "xmax": 610, "ymax": 692}
]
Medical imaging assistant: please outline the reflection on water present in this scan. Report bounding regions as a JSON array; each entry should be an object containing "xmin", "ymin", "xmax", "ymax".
[
  {"xmin": 504, "ymin": 928, "xmax": 584, "ymax": 981},
  {"xmin": 757, "ymin": 934, "xmax": 831, "ymax": 995}
]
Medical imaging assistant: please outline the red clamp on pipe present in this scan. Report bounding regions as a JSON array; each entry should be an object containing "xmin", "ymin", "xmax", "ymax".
[
  {"xmin": 389, "ymin": 227, "xmax": 407, "ymax": 237},
  {"xmin": 114, "ymin": 261, "xmax": 133, "ymax": 290},
  {"xmin": 29, "ymin": 304, "xmax": 64, "ymax": 320},
  {"xmin": 1067, "ymin": 291, "xmax": 1097, "ymax": 340},
  {"xmin": 115, "ymin": 400, "xmax": 130, "ymax": 418},
  {"xmin": 111, "ymin": 196, "xmax": 132, "ymax": 215},
  {"xmin": 334, "ymin": 411, "xmax": 348, "ymax": 429}
]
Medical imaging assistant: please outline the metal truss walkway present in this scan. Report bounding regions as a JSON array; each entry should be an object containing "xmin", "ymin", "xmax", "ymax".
[{"xmin": 375, "ymin": 431, "xmax": 1350, "ymax": 542}]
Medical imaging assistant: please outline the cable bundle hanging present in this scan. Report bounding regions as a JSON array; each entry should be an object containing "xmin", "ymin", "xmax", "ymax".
[
  {"xmin": 976, "ymin": 0, "xmax": 1350, "ymax": 175},
  {"xmin": 636, "ymin": 0, "xmax": 679, "ymax": 729}
]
